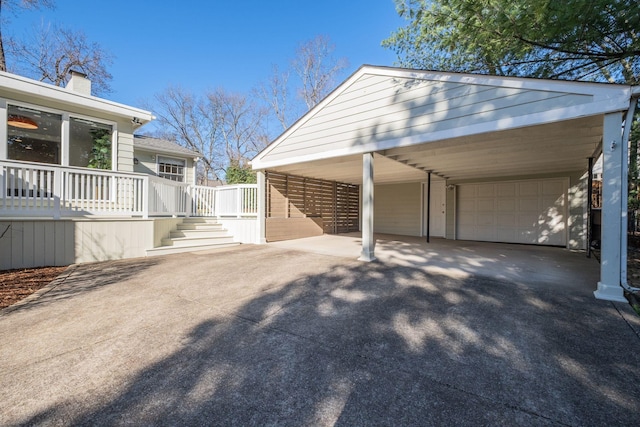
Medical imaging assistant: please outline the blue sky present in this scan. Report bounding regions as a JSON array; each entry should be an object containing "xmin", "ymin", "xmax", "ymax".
[{"xmin": 6, "ymin": 0, "xmax": 405, "ymax": 109}]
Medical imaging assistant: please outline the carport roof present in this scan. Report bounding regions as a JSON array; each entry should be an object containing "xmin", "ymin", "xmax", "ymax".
[{"xmin": 252, "ymin": 65, "xmax": 632, "ymax": 184}]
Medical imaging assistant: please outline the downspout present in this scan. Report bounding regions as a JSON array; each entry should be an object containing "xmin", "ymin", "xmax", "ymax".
[{"xmin": 621, "ymin": 92, "xmax": 639, "ymax": 293}]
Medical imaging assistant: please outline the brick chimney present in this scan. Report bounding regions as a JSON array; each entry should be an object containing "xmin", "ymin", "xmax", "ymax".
[{"xmin": 66, "ymin": 70, "xmax": 91, "ymax": 95}]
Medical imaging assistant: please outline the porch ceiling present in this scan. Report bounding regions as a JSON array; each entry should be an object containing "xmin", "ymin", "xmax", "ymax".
[
  {"xmin": 267, "ymin": 115, "xmax": 602, "ymax": 184},
  {"xmin": 269, "ymin": 153, "xmax": 430, "ymax": 185}
]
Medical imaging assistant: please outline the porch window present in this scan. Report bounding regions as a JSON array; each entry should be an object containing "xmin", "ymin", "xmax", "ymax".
[
  {"xmin": 69, "ymin": 118, "xmax": 112, "ymax": 169},
  {"xmin": 7, "ymin": 105, "xmax": 62, "ymax": 165},
  {"xmin": 158, "ymin": 156, "xmax": 185, "ymax": 182}
]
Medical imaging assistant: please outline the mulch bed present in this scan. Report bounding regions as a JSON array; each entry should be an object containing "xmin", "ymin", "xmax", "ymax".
[{"xmin": 0, "ymin": 266, "xmax": 69, "ymax": 309}]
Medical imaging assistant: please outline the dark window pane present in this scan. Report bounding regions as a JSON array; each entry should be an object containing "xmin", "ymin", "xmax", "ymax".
[{"xmin": 7, "ymin": 105, "xmax": 61, "ymax": 165}]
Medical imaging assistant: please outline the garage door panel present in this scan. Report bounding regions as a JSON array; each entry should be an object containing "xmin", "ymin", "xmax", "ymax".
[
  {"xmin": 519, "ymin": 230, "xmax": 537, "ymax": 244},
  {"xmin": 519, "ymin": 198, "xmax": 540, "ymax": 211},
  {"xmin": 457, "ymin": 178, "xmax": 567, "ymax": 246},
  {"xmin": 497, "ymin": 214, "xmax": 516, "ymax": 226},
  {"xmin": 458, "ymin": 186, "xmax": 477, "ymax": 198},
  {"xmin": 477, "ymin": 184, "xmax": 496, "ymax": 197},
  {"xmin": 542, "ymin": 196, "xmax": 564, "ymax": 208},
  {"xmin": 518, "ymin": 214, "xmax": 539, "ymax": 228},
  {"xmin": 458, "ymin": 199, "xmax": 476, "ymax": 211},
  {"xmin": 497, "ymin": 199, "xmax": 516, "ymax": 211},
  {"xmin": 497, "ymin": 228, "xmax": 516, "ymax": 242},
  {"xmin": 518, "ymin": 182, "xmax": 540, "ymax": 196},
  {"xmin": 478, "ymin": 199, "xmax": 496, "ymax": 211},
  {"xmin": 543, "ymin": 181, "xmax": 565, "ymax": 195},
  {"xmin": 458, "ymin": 212, "xmax": 476, "ymax": 228},
  {"xmin": 497, "ymin": 183, "xmax": 516, "ymax": 197},
  {"xmin": 538, "ymin": 228, "xmax": 564, "ymax": 245},
  {"xmin": 476, "ymin": 227, "xmax": 495, "ymax": 241},
  {"xmin": 477, "ymin": 213, "xmax": 495, "ymax": 226}
]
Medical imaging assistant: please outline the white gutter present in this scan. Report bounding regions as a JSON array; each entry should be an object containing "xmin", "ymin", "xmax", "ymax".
[{"xmin": 0, "ymin": 71, "xmax": 154, "ymax": 123}]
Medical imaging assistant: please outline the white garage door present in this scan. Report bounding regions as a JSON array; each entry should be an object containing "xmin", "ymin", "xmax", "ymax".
[{"xmin": 457, "ymin": 178, "xmax": 568, "ymax": 246}]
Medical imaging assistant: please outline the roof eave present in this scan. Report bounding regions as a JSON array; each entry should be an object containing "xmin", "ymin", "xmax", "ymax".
[
  {"xmin": 0, "ymin": 71, "xmax": 154, "ymax": 124},
  {"xmin": 133, "ymin": 144, "xmax": 200, "ymax": 158}
]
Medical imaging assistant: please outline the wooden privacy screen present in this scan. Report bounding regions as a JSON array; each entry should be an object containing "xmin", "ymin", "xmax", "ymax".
[{"xmin": 265, "ymin": 171, "xmax": 359, "ymax": 242}]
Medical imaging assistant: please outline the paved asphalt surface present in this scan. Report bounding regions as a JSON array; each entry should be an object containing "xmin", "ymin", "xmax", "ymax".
[{"xmin": 1, "ymin": 244, "xmax": 639, "ymax": 426}]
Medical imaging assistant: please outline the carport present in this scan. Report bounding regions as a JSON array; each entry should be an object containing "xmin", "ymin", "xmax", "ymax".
[{"xmin": 251, "ymin": 65, "xmax": 639, "ymax": 302}]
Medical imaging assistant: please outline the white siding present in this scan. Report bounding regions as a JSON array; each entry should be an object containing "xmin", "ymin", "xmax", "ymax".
[
  {"xmin": 117, "ymin": 129, "xmax": 135, "ymax": 172},
  {"xmin": 261, "ymin": 73, "xmax": 593, "ymax": 163},
  {"xmin": 134, "ymin": 148, "xmax": 196, "ymax": 184},
  {"xmin": 374, "ymin": 182, "xmax": 421, "ymax": 236}
]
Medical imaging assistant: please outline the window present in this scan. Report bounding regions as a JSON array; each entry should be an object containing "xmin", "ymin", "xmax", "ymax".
[
  {"xmin": 158, "ymin": 156, "xmax": 185, "ymax": 182},
  {"xmin": 69, "ymin": 118, "xmax": 112, "ymax": 169},
  {"xmin": 5, "ymin": 103, "xmax": 115, "ymax": 170},
  {"xmin": 7, "ymin": 105, "xmax": 62, "ymax": 165}
]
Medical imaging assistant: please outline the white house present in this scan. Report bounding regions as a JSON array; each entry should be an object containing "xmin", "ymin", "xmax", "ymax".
[
  {"xmin": 133, "ymin": 135, "xmax": 200, "ymax": 186},
  {"xmin": 252, "ymin": 65, "xmax": 640, "ymax": 302},
  {"xmin": 0, "ymin": 71, "xmax": 258, "ymax": 269}
]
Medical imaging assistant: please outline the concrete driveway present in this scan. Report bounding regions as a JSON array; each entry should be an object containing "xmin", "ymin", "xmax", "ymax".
[{"xmin": 1, "ymin": 244, "xmax": 639, "ymax": 426}]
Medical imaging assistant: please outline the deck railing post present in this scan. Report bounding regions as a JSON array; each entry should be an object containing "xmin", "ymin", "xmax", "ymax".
[
  {"xmin": 53, "ymin": 167, "xmax": 63, "ymax": 219},
  {"xmin": 214, "ymin": 187, "xmax": 220, "ymax": 219},
  {"xmin": 142, "ymin": 175, "xmax": 149, "ymax": 219},
  {"xmin": 186, "ymin": 185, "xmax": 192, "ymax": 218}
]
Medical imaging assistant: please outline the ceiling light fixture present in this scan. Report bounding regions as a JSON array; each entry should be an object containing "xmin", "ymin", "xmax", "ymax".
[{"xmin": 8, "ymin": 115, "xmax": 38, "ymax": 129}]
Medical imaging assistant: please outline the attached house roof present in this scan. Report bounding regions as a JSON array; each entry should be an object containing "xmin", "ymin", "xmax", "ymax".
[
  {"xmin": 0, "ymin": 71, "xmax": 154, "ymax": 124},
  {"xmin": 134, "ymin": 135, "xmax": 201, "ymax": 158},
  {"xmin": 252, "ymin": 65, "xmax": 633, "ymax": 184}
]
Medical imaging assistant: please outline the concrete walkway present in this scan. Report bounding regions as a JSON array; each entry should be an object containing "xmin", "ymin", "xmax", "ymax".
[{"xmin": 1, "ymin": 244, "xmax": 639, "ymax": 426}]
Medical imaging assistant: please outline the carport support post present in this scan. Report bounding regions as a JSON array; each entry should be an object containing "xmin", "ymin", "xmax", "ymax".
[
  {"xmin": 426, "ymin": 172, "xmax": 431, "ymax": 243},
  {"xmin": 594, "ymin": 112, "xmax": 627, "ymax": 302},
  {"xmin": 587, "ymin": 157, "xmax": 594, "ymax": 258},
  {"xmin": 359, "ymin": 152, "xmax": 376, "ymax": 262},
  {"xmin": 256, "ymin": 170, "xmax": 267, "ymax": 244}
]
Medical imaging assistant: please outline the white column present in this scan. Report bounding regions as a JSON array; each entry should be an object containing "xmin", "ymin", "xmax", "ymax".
[
  {"xmin": 61, "ymin": 113, "xmax": 70, "ymax": 166},
  {"xmin": 594, "ymin": 112, "xmax": 627, "ymax": 302},
  {"xmin": 359, "ymin": 152, "xmax": 376, "ymax": 262},
  {"xmin": 256, "ymin": 170, "xmax": 267, "ymax": 244}
]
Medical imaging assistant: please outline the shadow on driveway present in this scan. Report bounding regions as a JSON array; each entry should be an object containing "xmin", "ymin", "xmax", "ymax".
[{"xmin": 2, "ymin": 245, "xmax": 639, "ymax": 426}]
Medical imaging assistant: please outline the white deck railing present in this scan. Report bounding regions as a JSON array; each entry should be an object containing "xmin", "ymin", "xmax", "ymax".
[
  {"xmin": 1, "ymin": 159, "xmax": 258, "ymax": 219},
  {"xmin": 148, "ymin": 176, "xmax": 189, "ymax": 216},
  {"xmin": 210, "ymin": 184, "xmax": 258, "ymax": 217}
]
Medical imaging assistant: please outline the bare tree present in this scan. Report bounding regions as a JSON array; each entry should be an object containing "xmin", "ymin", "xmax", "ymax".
[
  {"xmin": 208, "ymin": 88, "xmax": 268, "ymax": 169},
  {"xmin": 7, "ymin": 22, "xmax": 113, "ymax": 94},
  {"xmin": 152, "ymin": 86, "xmax": 222, "ymax": 184},
  {"xmin": 256, "ymin": 64, "xmax": 291, "ymax": 131},
  {"xmin": 0, "ymin": 0, "xmax": 53, "ymax": 71},
  {"xmin": 152, "ymin": 86, "xmax": 268, "ymax": 184},
  {"xmin": 291, "ymin": 35, "xmax": 348, "ymax": 110}
]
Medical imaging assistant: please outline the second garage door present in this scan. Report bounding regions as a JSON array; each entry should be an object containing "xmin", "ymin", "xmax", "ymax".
[{"xmin": 457, "ymin": 178, "xmax": 568, "ymax": 246}]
